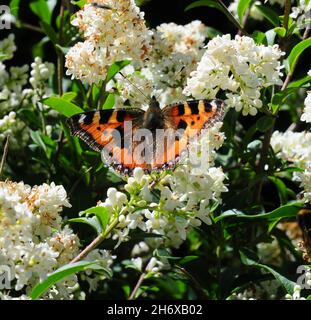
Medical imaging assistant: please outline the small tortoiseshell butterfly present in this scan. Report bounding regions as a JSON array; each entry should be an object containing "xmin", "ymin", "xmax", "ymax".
[{"xmin": 67, "ymin": 97, "xmax": 225, "ymax": 175}]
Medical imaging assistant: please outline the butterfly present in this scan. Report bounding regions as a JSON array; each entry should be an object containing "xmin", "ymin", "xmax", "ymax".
[
  {"xmin": 297, "ymin": 204, "xmax": 311, "ymax": 260},
  {"xmin": 66, "ymin": 97, "xmax": 225, "ymax": 175}
]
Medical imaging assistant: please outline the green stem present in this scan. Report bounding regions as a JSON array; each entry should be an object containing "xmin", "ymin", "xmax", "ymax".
[
  {"xmin": 283, "ymin": 0, "xmax": 291, "ymax": 34},
  {"xmin": 128, "ymin": 272, "xmax": 146, "ymax": 300},
  {"xmin": 57, "ymin": 0, "xmax": 65, "ymax": 96},
  {"xmin": 0, "ymin": 136, "xmax": 10, "ymax": 178},
  {"xmin": 98, "ymin": 80, "xmax": 108, "ymax": 109},
  {"xmin": 69, "ymin": 216, "xmax": 119, "ymax": 264},
  {"xmin": 20, "ymin": 22, "xmax": 44, "ymax": 33}
]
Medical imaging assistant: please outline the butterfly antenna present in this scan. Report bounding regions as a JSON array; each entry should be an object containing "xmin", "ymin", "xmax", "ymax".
[
  {"xmin": 154, "ymin": 66, "xmax": 186, "ymax": 102},
  {"xmin": 119, "ymin": 71, "xmax": 150, "ymax": 103}
]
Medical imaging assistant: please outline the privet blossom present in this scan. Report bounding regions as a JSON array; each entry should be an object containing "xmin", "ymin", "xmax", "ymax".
[
  {"xmin": 271, "ymin": 131, "xmax": 311, "ymax": 202},
  {"xmin": 65, "ymin": 0, "xmax": 151, "ymax": 84},
  {"xmin": 301, "ymin": 91, "xmax": 311, "ymax": 123},
  {"xmin": 0, "ymin": 181, "xmax": 114, "ymax": 300},
  {"xmin": 0, "ymin": 35, "xmax": 56, "ymax": 149},
  {"xmin": 184, "ymin": 34, "xmax": 284, "ymax": 116}
]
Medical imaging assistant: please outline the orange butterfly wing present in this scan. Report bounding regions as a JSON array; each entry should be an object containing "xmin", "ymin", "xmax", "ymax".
[
  {"xmin": 67, "ymin": 109, "xmax": 151, "ymax": 172},
  {"xmin": 155, "ymin": 99, "xmax": 225, "ymax": 168}
]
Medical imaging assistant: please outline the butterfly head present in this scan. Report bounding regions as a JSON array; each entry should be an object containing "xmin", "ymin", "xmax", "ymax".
[
  {"xmin": 149, "ymin": 96, "xmax": 161, "ymax": 111},
  {"xmin": 143, "ymin": 96, "xmax": 164, "ymax": 130}
]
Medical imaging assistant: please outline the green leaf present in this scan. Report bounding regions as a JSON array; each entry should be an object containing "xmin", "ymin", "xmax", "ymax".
[
  {"xmin": 40, "ymin": 21, "xmax": 57, "ymax": 44},
  {"xmin": 256, "ymin": 116, "xmax": 274, "ymax": 132},
  {"xmin": 82, "ymin": 206, "xmax": 110, "ymax": 232},
  {"xmin": 252, "ymin": 31, "xmax": 266, "ymax": 44},
  {"xmin": 274, "ymin": 27, "xmax": 286, "ymax": 38},
  {"xmin": 255, "ymin": 4, "xmax": 279, "ymax": 27},
  {"xmin": 68, "ymin": 216, "xmax": 102, "ymax": 234},
  {"xmin": 30, "ymin": 0, "xmax": 52, "ymax": 25},
  {"xmin": 185, "ymin": 0, "xmax": 244, "ymax": 33},
  {"xmin": 62, "ymin": 92, "xmax": 78, "ymax": 102},
  {"xmin": 268, "ymin": 176, "xmax": 288, "ymax": 204},
  {"xmin": 10, "ymin": 0, "xmax": 20, "ymax": 18},
  {"xmin": 185, "ymin": 0, "xmax": 224, "ymax": 12},
  {"xmin": 102, "ymin": 93, "xmax": 115, "ymax": 109},
  {"xmin": 237, "ymin": 0, "xmax": 252, "ymax": 23},
  {"xmin": 106, "ymin": 60, "xmax": 131, "ymax": 82},
  {"xmin": 30, "ymin": 130, "xmax": 47, "ymax": 153},
  {"xmin": 287, "ymin": 75, "xmax": 311, "ymax": 88},
  {"xmin": 178, "ymin": 256, "xmax": 199, "ymax": 265},
  {"xmin": 62, "ymin": 91, "xmax": 77, "ymax": 102},
  {"xmin": 240, "ymin": 249, "xmax": 296, "ymax": 294},
  {"xmin": 288, "ymin": 38, "xmax": 311, "ymax": 75},
  {"xmin": 206, "ymin": 26, "xmax": 222, "ymax": 38},
  {"xmin": 30, "ymin": 261, "xmax": 105, "ymax": 300},
  {"xmin": 71, "ymin": 0, "xmax": 87, "ymax": 8},
  {"xmin": 55, "ymin": 44, "xmax": 70, "ymax": 55},
  {"xmin": 215, "ymin": 202, "xmax": 302, "ymax": 222},
  {"xmin": 270, "ymin": 88, "xmax": 296, "ymax": 113},
  {"xmin": 42, "ymin": 96, "xmax": 84, "ymax": 117}
]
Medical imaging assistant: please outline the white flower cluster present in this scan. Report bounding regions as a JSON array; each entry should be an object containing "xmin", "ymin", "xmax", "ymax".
[
  {"xmin": 285, "ymin": 284, "xmax": 307, "ymax": 300},
  {"xmin": 290, "ymin": 0, "xmax": 311, "ymax": 28},
  {"xmin": 81, "ymin": 249, "xmax": 116, "ymax": 292},
  {"xmin": 0, "ymin": 35, "xmax": 56, "ymax": 152},
  {"xmin": 271, "ymin": 131, "xmax": 311, "ymax": 202},
  {"xmin": 111, "ymin": 20, "xmax": 207, "ymax": 108},
  {"xmin": 257, "ymin": 238, "xmax": 283, "ymax": 266},
  {"xmin": 65, "ymin": 0, "xmax": 151, "ymax": 84},
  {"xmin": 293, "ymin": 163, "xmax": 311, "ymax": 202},
  {"xmin": 0, "ymin": 111, "xmax": 28, "ymax": 148},
  {"xmin": 29, "ymin": 57, "xmax": 54, "ymax": 92},
  {"xmin": 271, "ymin": 131, "xmax": 311, "ymax": 167},
  {"xmin": 184, "ymin": 35, "xmax": 284, "ymax": 116},
  {"xmin": 301, "ymin": 91, "xmax": 311, "ymax": 123},
  {"xmin": 111, "ymin": 65, "xmax": 153, "ymax": 109},
  {"xmin": 0, "ymin": 181, "xmax": 78, "ymax": 299},
  {"xmin": 0, "ymin": 33, "xmax": 16, "ymax": 60},
  {"xmin": 143, "ymin": 21, "xmax": 207, "ymax": 106},
  {"xmin": 0, "ymin": 181, "xmax": 116, "ymax": 299},
  {"xmin": 95, "ymin": 122, "xmax": 227, "ymax": 251}
]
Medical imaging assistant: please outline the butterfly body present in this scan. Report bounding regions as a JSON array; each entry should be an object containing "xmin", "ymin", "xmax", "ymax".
[{"xmin": 67, "ymin": 97, "xmax": 225, "ymax": 175}]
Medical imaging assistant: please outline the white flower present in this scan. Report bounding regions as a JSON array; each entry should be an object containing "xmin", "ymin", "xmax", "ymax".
[
  {"xmin": 271, "ymin": 131, "xmax": 311, "ymax": 202},
  {"xmin": 0, "ymin": 34, "xmax": 16, "ymax": 60},
  {"xmin": 81, "ymin": 249, "xmax": 115, "ymax": 292},
  {"xmin": 290, "ymin": 0, "xmax": 311, "ymax": 28},
  {"xmin": 66, "ymin": 0, "xmax": 151, "ymax": 84},
  {"xmin": 131, "ymin": 241, "xmax": 149, "ymax": 256},
  {"xmin": 301, "ymin": 92, "xmax": 311, "ymax": 123},
  {"xmin": 131, "ymin": 257, "xmax": 143, "ymax": 271},
  {"xmin": 184, "ymin": 35, "xmax": 284, "ymax": 116},
  {"xmin": 100, "ymin": 187, "xmax": 128, "ymax": 213},
  {"xmin": 143, "ymin": 21, "xmax": 207, "ymax": 106},
  {"xmin": 293, "ymin": 163, "xmax": 311, "ymax": 202},
  {"xmin": 271, "ymin": 131, "xmax": 311, "ymax": 167},
  {"xmin": 29, "ymin": 57, "xmax": 54, "ymax": 90},
  {"xmin": 0, "ymin": 181, "xmax": 79, "ymax": 299},
  {"xmin": 285, "ymin": 285, "xmax": 306, "ymax": 300}
]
